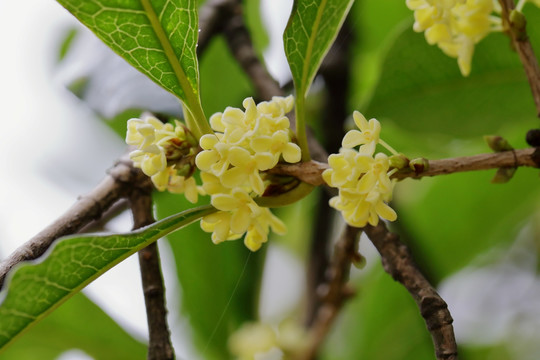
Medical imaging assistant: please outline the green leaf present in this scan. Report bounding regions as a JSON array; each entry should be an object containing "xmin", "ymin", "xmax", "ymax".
[
  {"xmin": 56, "ymin": 0, "xmax": 206, "ymax": 127},
  {"xmin": 57, "ymin": 27, "xmax": 78, "ymax": 62},
  {"xmin": 348, "ymin": 0, "xmax": 411, "ymax": 107},
  {"xmin": 0, "ymin": 205, "xmax": 215, "ymax": 351},
  {"xmin": 396, "ymin": 167, "xmax": 540, "ymax": 281},
  {"xmin": 284, "ymin": 0, "xmax": 354, "ymax": 160},
  {"xmin": 283, "ymin": 0, "xmax": 354, "ymax": 98},
  {"xmin": 199, "ymin": 37, "xmax": 254, "ymax": 118},
  {"xmin": 153, "ymin": 192, "xmax": 265, "ymax": 359},
  {"xmin": 0, "ymin": 293, "xmax": 146, "ymax": 360}
]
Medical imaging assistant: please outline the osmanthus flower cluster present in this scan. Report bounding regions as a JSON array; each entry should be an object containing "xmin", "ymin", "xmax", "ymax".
[
  {"xmin": 406, "ymin": 0, "xmax": 502, "ymax": 76},
  {"xmin": 195, "ymin": 96, "xmax": 302, "ymax": 251},
  {"xmin": 125, "ymin": 97, "xmax": 302, "ymax": 252},
  {"xmin": 126, "ymin": 114, "xmax": 200, "ymax": 203},
  {"xmin": 228, "ymin": 321, "xmax": 309, "ymax": 360},
  {"xmin": 323, "ymin": 111, "xmax": 398, "ymax": 227}
]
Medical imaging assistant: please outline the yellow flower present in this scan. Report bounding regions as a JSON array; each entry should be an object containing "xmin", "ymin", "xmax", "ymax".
[
  {"xmin": 341, "ymin": 111, "xmax": 382, "ymax": 155},
  {"xmin": 196, "ymin": 96, "xmax": 300, "ymax": 251},
  {"xmin": 324, "ymin": 113, "xmax": 397, "ymax": 228},
  {"xmin": 228, "ymin": 321, "xmax": 310, "ymax": 360},
  {"xmin": 228, "ymin": 323, "xmax": 278, "ymax": 360},
  {"xmin": 406, "ymin": 0, "xmax": 499, "ymax": 76},
  {"xmin": 201, "ymin": 188, "xmax": 285, "ymax": 251},
  {"xmin": 126, "ymin": 115, "xmax": 200, "ymax": 203}
]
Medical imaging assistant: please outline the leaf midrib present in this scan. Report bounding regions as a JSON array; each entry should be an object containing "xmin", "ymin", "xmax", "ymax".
[
  {"xmin": 300, "ymin": 0, "xmax": 328, "ymax": 96},
  {"xmin": 140, "ymin": 0, "xmax": 197, "ymax": 106}
]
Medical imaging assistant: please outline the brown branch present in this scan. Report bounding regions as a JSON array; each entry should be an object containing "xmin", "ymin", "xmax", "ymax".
[
  {"xmin": 130, "ymin": 182, "xmax": 175, "ymax": 360},
  {"xmin": 300, "ymin": 225, "xmax": 360, "ymax": 360},
  {"xmin": 220, "ymin": 0, "xmax": 282, "ymax": 101},
  {"xmin": 268, "ymin": 147, "xmax": 540, "ymax": 184},
  {"xmin": 364, "ymin": 222, "xmax": 458, "ymax": 360},
  {"xmin": 0, "ymin": 155, "xmax": 147, "ymax": 290},
  {"xmin": 499, "ymin": 0, "xmax": 540, "ymax": 117},
  {"xmin": 198, "ymin": 0, "xmax": 234, "ymax": 56}
]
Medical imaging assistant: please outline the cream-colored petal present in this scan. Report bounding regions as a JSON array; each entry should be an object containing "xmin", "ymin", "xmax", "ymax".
[
  {"xmin": 342, "ymin": 130, "xmax": 363, "ymax": 148},
  {"xmin": 250, "ymin": 136, "xmax": 273, "ymax": 153},
  {"xmin": 244, "ymin": 229, "xmax": 265, "ymax": 251},
  {"xmin": 375, "ymin": 201, "xmax": 397, "ymax": 221},
  {"xmin": 211, "ymin": 194, "xmax": 239, "ymax": 211},
  {"xmin": 228, "ymin": 146, "xmax": 252, "ymax": 167},
  {"xmin": 249, "ymin": 172, "xmax": 266, "ymax": 195},
  {"xmin": 221, "ymin": 167, "xmax": 249, "ymax": 188},
  {"xmin": 230, "ymin": 207, "xmax": 252, "ymax": 234},
  {"xmin": 357, "ymin": 172, "xmax": 377, "ymax": 193},
  {"xmin": 282, "ymin": 143, "xmax": 301, "ymax": 163},
  {"xmin": 199, "ymin": 134, "xmax": 219, "ymax": 149},
  {"xmin": 254, "ymin": 152, "xmax": 275, "ymax": 170},
  {"xmin": 353, "ymin": 111, "xmax": 369, "ymax": 130},
  {"xmin": 195, "ymin": 150, "xmax": 220, "ymax": 171}
]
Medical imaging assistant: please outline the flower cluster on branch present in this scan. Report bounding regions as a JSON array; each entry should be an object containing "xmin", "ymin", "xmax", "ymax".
[
  {"xmin": 126, "ymin": 115, "xmax": 200, "ymax": 203},
  {"xmin": 406, "ymin": 0, "xmax": 502, "ymax": 76},
  {"xmin": 323, "ymin": 112, "xmax": 398, "ymax": 227},
  {"xmin": 196, "ymin": 96, "xmax": 301, "ymax": 251}
]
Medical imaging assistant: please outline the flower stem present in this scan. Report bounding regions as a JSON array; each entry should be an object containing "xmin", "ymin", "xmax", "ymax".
[
  {"xmin": 379, "ymin": 139, "xmax": 399, "ymax": 156},
  {"xmin": 295, "ymin": 95, "xmax": 311, "ymax": 161},
  {"xmin": 182, "ymin": 102, "xmax": 213, "ymax": 140}
]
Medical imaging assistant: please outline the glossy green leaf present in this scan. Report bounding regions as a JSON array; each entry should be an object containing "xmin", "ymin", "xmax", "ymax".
[
  {"xmin": 0, "ymin": 293, "xmax": 146, "ymax": 360},
  {"xmin": 283, "ymin": 0, "xmax": 354, "ymax": 98},
  {"xmin": 154, "ymin": 192, "xmax": 264, "ymax": 359},
  {"xmin": 0, "ymin": 205, "xmax": 214, "ymax": 351},
  {"xmin": 56, "ymin": 0, "xmax": 205, "ymax": 123}
]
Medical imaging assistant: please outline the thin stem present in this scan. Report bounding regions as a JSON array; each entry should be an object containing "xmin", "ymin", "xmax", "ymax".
[
  {"xmin": 379, "ymin": 139, "xmax": 399, "ymax": 156},
  {"xmin": 130, "ymin": 188, "xmax": 175, "ymax": 360},
  {"xmin": 189, "ymin": 101, "xmax": 213, "ymax": 136},
  {"xmin": 267, "ymin": 147, "xmax": 540, "ymax": 184},
  {"xmin": 300, "ymin": 225, "xmax": 360, "ymax": 360},
  {"xmin": 499, "ymin": 0, "xmax": 540, "ymax": 116},
  {"xmin": 182, "ymin": 103, "xmax": 203, "ymax": 140},
  {"xmin": 0, "ymin": 155, "xmax": 148, "ymax": 290},
  {"xmin": 295, "ymin": 95, "xmax": 312, "ymax": 161}
]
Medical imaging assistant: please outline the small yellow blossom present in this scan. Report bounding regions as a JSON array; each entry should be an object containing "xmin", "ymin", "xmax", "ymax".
[
  {"xmin": 196, "ymin": 96, "xmax": 299, "ymax": 251},
  {"xmin": 228, "ymin": 321, "xmax": 310, "ymax": 360},
  {"xmin": 324, "ymin": 113, "xmax": 397, "ymax": 227},
  {"xmin": 228, "ymin": 323, "xmax": 279, "ymax": 360},
  {"xmin": 126, "ymin": 114, "xmax": 200, "ymax": 203},
  {"xmin": 196, "ymin": 96, "xmax": 301, "ymax": 193},
  {"xmin": 341, "ymin": 111, "xmax": 381, "ymax": 155},
  {"xmin": 406, "ymin": 0, "xmax": 499, "ymax": 76}
]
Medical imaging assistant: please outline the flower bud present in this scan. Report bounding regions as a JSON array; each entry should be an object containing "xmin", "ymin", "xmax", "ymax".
[
  {"xmin": 409, "ymin": 157, "xmax": 429, "ymax": 174},
  {"xmin": 484, "ymin": 135, "xmax": 513, "ymax": 152},
  {"xmin": 389, "ymin": 153, "xmax": 410, "ymax": 170}
]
